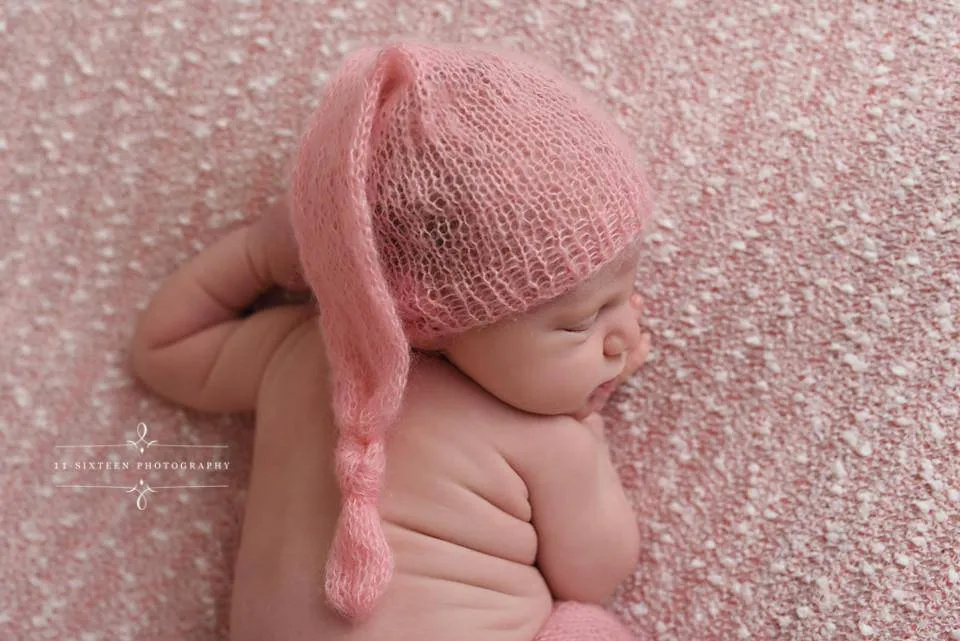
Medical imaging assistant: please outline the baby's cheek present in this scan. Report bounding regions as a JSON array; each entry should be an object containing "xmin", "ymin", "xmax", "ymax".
[
  {"xmin": 537, "ymin": 365, "xmax": 580, "ymax": 393},
  {"xmin": 532, "ymin": 359, "xmax": 596, "ymax": 410},
  {"xmin": 472, "ymin": 345, "xmax": 595, "ymax": 414}
]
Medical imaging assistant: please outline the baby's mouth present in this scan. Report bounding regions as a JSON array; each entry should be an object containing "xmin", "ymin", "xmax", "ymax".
[
  {"xmin": 596, "ymin": 378, "xmax": 618, "ymax": 395},
  {"xmin": 587, "ymin": 377, "xmax": 619, "ymax": 405},
  {"xmin": 575, "ymin": 377, "xmax": 621, "ymax": 419}
]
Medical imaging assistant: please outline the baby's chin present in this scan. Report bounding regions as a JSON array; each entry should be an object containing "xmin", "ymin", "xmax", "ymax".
[
  {"xmin": 454, "ymin": 366, "xmax": 610, "ymax": 419},
  {"xmin": 494, "ymin": 390, "xmax": 601, "ymax": 420}
]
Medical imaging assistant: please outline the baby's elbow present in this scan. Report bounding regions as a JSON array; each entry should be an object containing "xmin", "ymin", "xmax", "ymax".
[
  {"xmin": 616, "ymin": 516, "xmax": 642, "ymax": 590},
  {"xmin": 598, "ymin": 524, "xmax": 641, "ymax": 603},
  {"xmin": 582, "ymin": 478, "xmax": 641, "ymax": 603},
  {"xmin": 591, "ymin": 508, "xmax": 641, "ymax": 603},
  {"xmin": 548, "ymin": 554, "xmax": 636, "ymax": 605},
  {"xmin": 542, "ymin": 522, "xmax": 641, "ymax": 605}
]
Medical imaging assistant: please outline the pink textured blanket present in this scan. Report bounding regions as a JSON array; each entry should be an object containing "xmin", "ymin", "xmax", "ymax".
[{"xmin": 2, "ymin": 1, "xmax": 957, "ymax": 640}]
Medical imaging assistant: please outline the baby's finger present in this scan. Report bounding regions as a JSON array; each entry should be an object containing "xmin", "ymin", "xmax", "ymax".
[
  {"xmin": 256, "ymin": 208, "xmax": 311, "ymax": 292},
  {"xmin": 636, "ymin": 331, "xmax": 652, "ymax": 365},
  {"xmin": 630, "ymin": 292, "xmax": 649, "ymax": 328},
  {"xmin": 621, "ymin": 331, "xmax": 652, "ymax": 380}
]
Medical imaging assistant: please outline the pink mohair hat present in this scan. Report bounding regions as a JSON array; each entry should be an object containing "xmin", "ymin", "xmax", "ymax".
[{"xmin": 288, "ymin": 41, "xmax": 654, "ymax": 621}]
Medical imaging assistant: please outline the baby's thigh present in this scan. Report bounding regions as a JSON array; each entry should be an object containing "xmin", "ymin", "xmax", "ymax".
[
  {"xmin": 230, "ymin": 378, "xmax": 342, "ymax": 637},
  {"xmin": 229, "ymin": 455, "xmax": 341, "ymax": 641},
  {"xmin": 230, "ymin": 556, "xmax": 350, "ymax": 641}
]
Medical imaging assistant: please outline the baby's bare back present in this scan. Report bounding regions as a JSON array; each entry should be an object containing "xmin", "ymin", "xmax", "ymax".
[{"xmin": 230, "ymin": 321, "xmax": 555, "ymax": 641}]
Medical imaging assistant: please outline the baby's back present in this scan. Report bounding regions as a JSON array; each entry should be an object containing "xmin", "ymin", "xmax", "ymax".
[
  {"xmin": 355, "ymin": 353, "xmax": 554, "ymax": 640},
  {"xmin": 232, "ymin": 327, "xmax": 558, "ymax": 641}
]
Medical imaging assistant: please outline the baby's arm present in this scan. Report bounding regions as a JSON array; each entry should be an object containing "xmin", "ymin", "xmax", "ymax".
[
  {"xmin": 514, "ymin": 414, "xmax": 640, "ymax": 605},
  {"xmin": 131, "ymin": 209, "xmax": 313, "ymax": 413}
]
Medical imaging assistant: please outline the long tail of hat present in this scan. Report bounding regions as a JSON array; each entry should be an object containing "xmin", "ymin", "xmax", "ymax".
[{"xmin": 289, "ymin": 45, "xmax": 413, "ymax": 622}]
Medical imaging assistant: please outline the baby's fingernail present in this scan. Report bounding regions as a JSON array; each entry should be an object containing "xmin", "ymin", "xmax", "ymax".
[{"xmin": 630, "ymin": 293, "xmax": 643, "ymax": 309}]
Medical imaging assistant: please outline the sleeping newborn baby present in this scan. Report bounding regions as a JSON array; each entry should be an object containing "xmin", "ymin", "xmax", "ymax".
[{"xmin": 131, "ymin": 42, "xmax": 655, "ymax": 641}]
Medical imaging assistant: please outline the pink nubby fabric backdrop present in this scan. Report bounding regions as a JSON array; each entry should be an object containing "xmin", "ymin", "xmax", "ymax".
[{"xmin": 1, "ymin": 1, "xmax": 957, "ymax": 640}]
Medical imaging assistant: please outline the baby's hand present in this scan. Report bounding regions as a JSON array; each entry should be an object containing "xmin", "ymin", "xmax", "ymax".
[
  {"xmin": 606, "ymin": 292, "xmax": 652, "ymax": 391},
  {"xmin": 253, "ymin": 197, "xmax": 310, "ymax": 293},
  {"xmin": 239, "ymin": 199, "xmax": 314, "ymax": 316},
  {"xmin": 619, "ymin": 292, "xmax": 652, "ymax": 383}
]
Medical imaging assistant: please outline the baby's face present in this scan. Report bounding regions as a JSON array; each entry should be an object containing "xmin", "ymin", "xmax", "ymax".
[{"xmin": 441, "ymin": 247, "xmax": 643, "ymax": 417}]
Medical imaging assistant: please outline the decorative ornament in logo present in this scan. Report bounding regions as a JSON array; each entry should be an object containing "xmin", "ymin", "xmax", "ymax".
[{"xmin": 54, "ymin": 422, "xmax": 231, "ymax": 510}]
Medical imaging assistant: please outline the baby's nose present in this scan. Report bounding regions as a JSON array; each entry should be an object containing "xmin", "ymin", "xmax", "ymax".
[
  {"xmin": 603, "ymin": 299, "xmax": 643, "ymax": 358},
  {"xmin": 604, "ymin": 333, "xmax": 629, "ymax": 357}
]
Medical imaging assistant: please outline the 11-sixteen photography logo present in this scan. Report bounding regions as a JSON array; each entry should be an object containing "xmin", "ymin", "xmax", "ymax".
[{"xmin": 53, "ymin": 422, "xmax": 231, "ymax": 510}]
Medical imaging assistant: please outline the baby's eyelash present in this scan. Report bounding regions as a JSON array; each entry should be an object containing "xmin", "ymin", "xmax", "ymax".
[
  {"xmin": 560, "ymin": 294, "xmax": 630, "ymax": 332},
  {"xmin": 561, "ymin": 312, "xmax": 598, "ymax": 332}
]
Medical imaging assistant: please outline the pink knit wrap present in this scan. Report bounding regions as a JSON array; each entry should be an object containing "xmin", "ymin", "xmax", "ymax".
[{"xmin": 289, "ymin": 41, "xmax": 654, "ymax": 621}]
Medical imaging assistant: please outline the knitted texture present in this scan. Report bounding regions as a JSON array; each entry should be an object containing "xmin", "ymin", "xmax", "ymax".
[
  {"xmin": 289, "ymin": 41, "xmax": 654, "ymax": 621},
  {"xmin": 534, "ymin": 602, "xmax": 636, "ymax": 641}
]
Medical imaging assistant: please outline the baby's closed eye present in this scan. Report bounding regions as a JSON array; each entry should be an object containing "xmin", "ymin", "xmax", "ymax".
[
  {"xmin": 561, "ymin": 314, "xmax": 598, "ymax": 333},
  {"xmin": 560, "ymin": 295, "xmax": 632, "ymax": 333}
]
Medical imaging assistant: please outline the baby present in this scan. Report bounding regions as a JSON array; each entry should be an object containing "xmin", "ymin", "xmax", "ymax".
[{"xmin": 131, "ymin": 42, "xmax": 654, "ymax": 641}]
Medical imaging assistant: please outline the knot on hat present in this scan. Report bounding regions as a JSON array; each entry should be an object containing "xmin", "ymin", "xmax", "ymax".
[
  {"xmin": 326, "ymin": 432, "xmax": 393, "ymax": 621},
  {"xmin": 335, "ymin": 436, "xmax": 386, "ymax": 501}
]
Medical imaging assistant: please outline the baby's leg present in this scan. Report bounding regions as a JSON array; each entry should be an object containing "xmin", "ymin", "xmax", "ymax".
[
  {"xmin": 228, "ymin": 326, "xmax": 345, "ymax": 641},
  {"xmin": 534, "ymin": 602, "xmax": 635, "ymax": 641}
]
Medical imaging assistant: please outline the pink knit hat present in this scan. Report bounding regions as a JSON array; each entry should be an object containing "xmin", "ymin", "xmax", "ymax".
[{"xmin": 289, "ymin": 41, "xmax": 654, "ymax": 621}]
